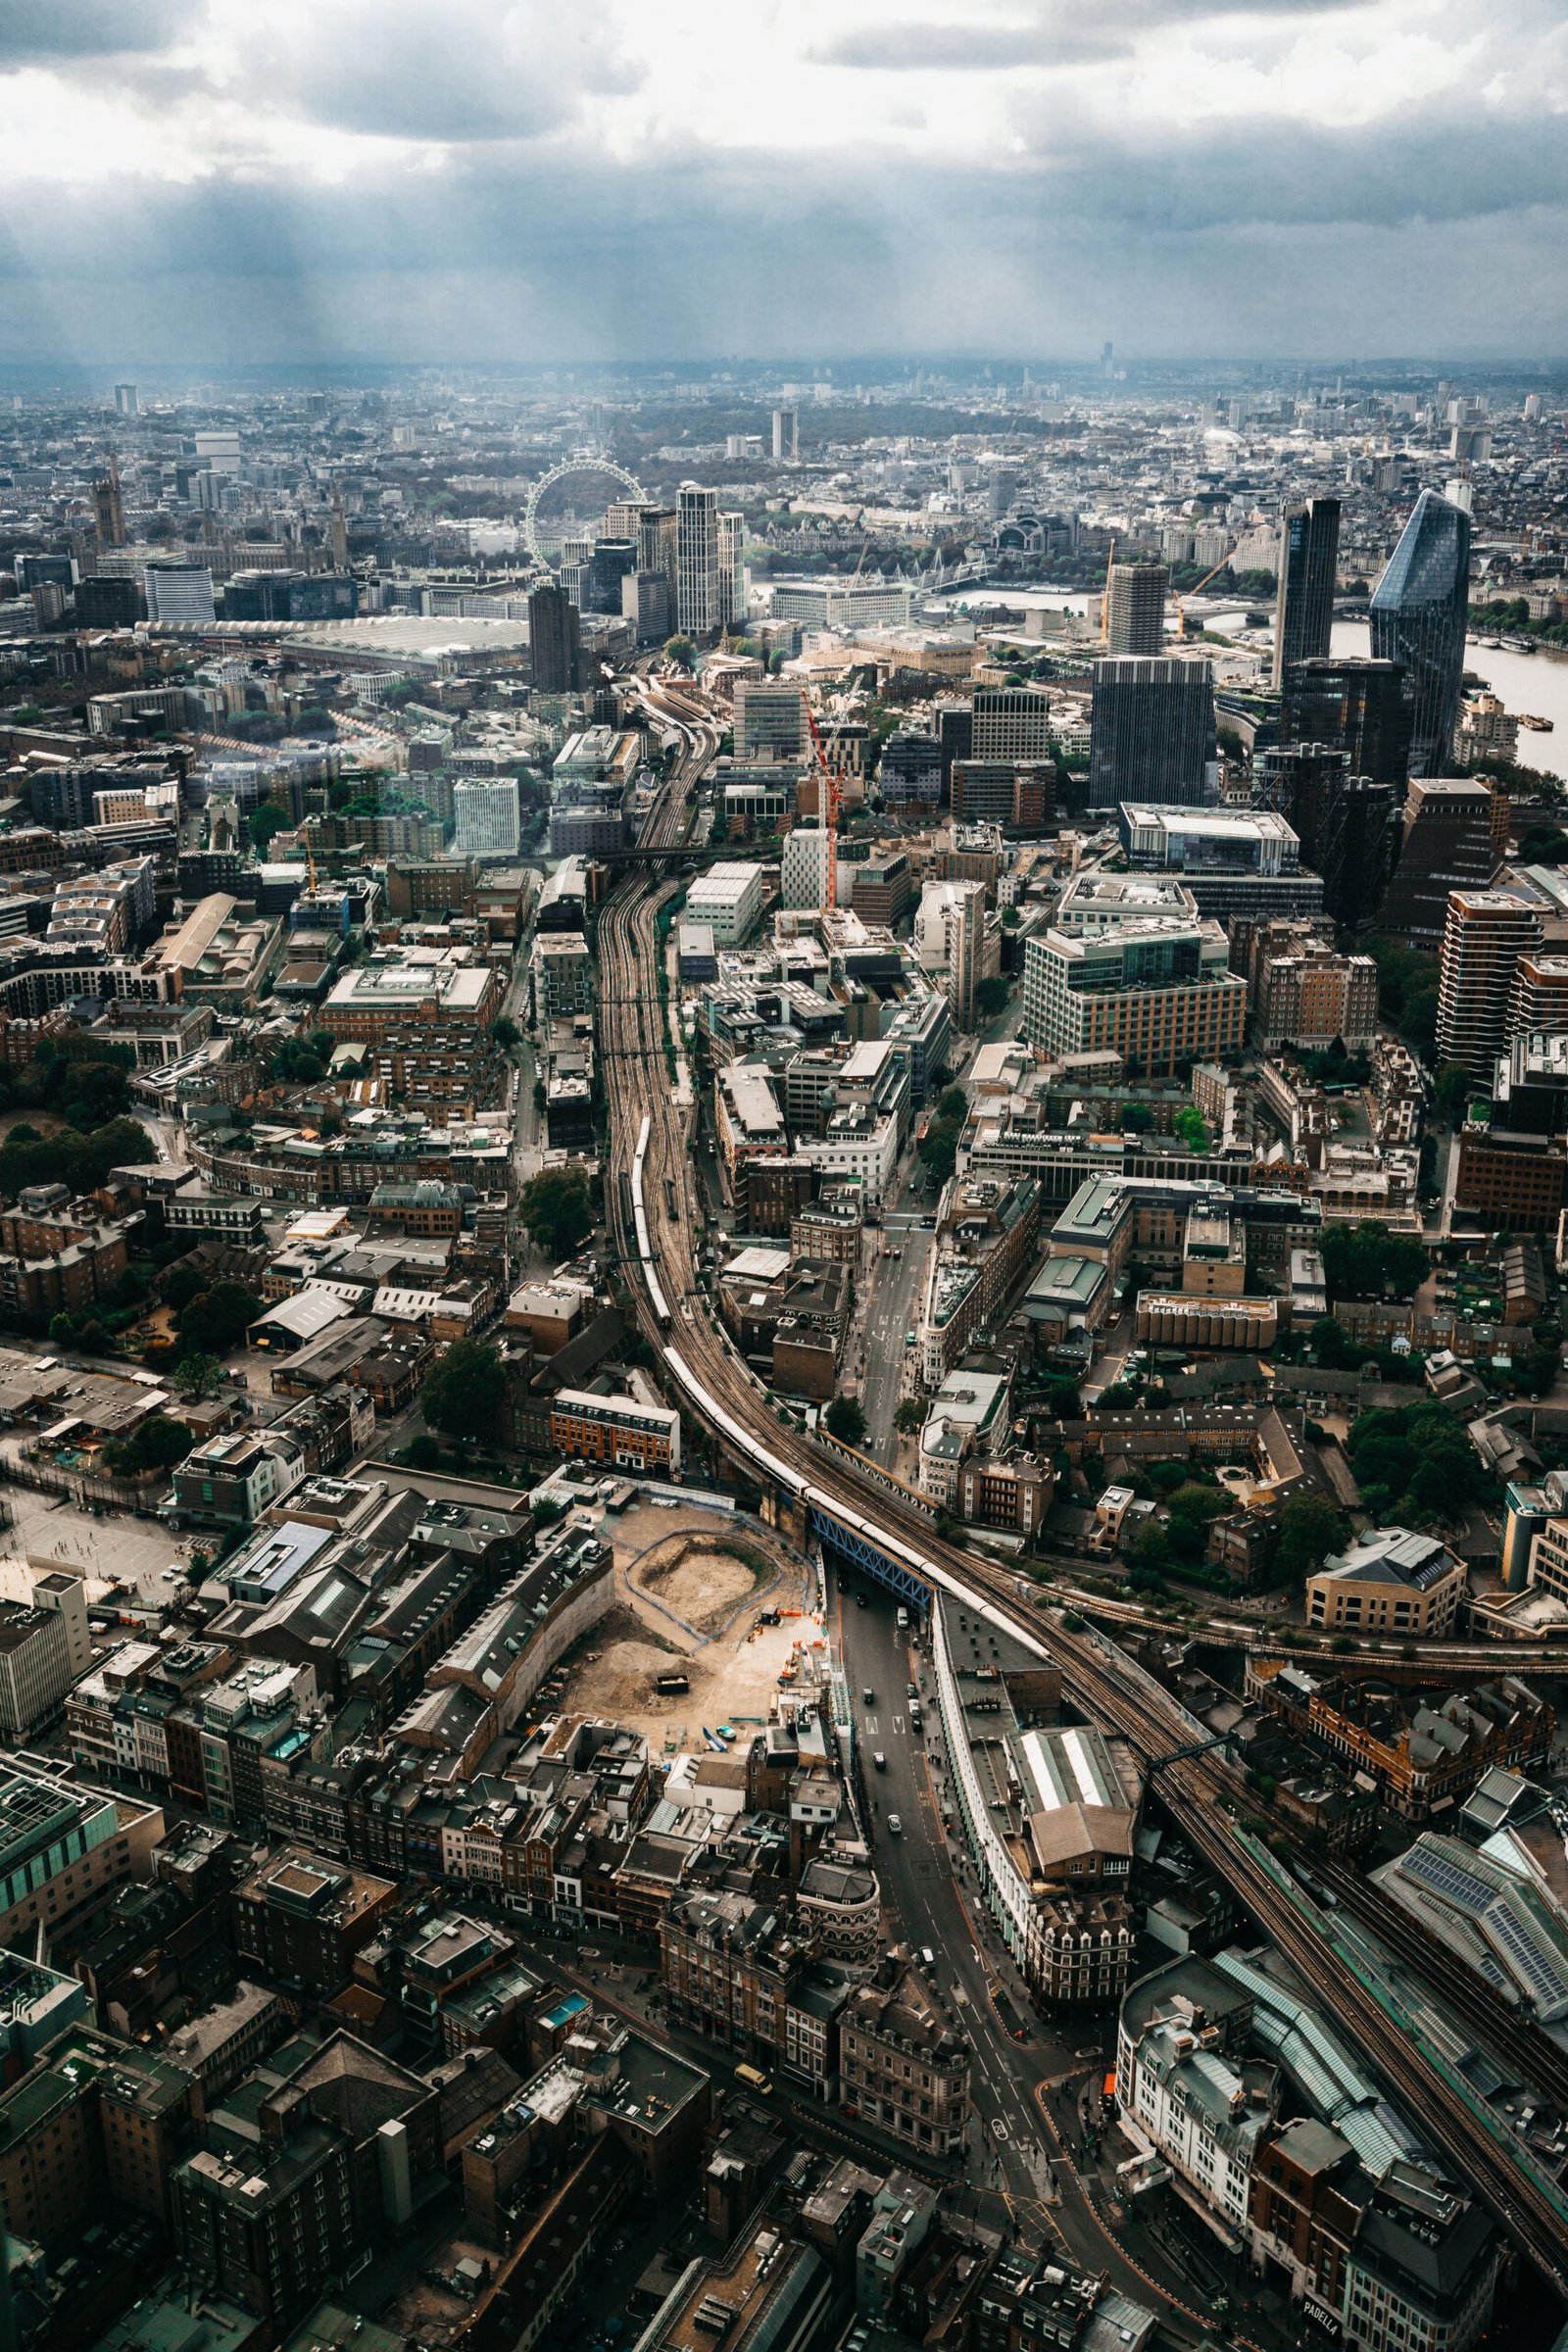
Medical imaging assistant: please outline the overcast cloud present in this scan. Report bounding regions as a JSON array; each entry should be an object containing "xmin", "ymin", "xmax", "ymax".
[{"xmin": 0, "ymin": 0, "xmax": 1563, "ymax": 367}]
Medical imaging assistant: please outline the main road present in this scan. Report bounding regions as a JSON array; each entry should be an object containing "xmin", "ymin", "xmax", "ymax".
[{"xmin": 595, "ymin": 676, "xmax": 1568, "ymax": 2298}]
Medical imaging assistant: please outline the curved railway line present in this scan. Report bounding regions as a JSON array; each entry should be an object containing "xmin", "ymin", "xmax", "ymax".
[{"xmin": 594, "ymin": 681, "xmax": 1568, "ymax": 2294}]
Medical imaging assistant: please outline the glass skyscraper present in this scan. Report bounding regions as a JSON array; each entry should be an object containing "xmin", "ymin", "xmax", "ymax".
[
  {"xmin": 1089, "ymin": 656, "xmax": 1216, "ymax": 808},
  {"xmin": 1369, "ymin": 489, "xmax": 1471, "ymax": 778},
  {"xmin": 1272, "ymin": 496, "xmax": 1340, "ymax": 686}
]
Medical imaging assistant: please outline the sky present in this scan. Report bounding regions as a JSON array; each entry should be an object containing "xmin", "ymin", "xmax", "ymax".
[{"xmin": 1, "ymin": 0, "xmax": 1566, "ymax": 369}]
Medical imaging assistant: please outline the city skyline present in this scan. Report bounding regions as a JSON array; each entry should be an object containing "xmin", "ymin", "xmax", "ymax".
[{"xmin": 2, "ymin": 0, "xmax": 1567, "ymax": 367}]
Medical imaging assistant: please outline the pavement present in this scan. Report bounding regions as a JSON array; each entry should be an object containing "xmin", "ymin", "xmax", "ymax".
[{"xmin": 828, "ymin": 1572, "xmax": 1241, "ymax": 2339}]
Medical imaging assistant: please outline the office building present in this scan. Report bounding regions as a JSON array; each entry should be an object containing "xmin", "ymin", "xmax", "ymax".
[
  {"xmin": 232, "ymin": 1849, "xmax": 399, "ymax": 1994},
  {"xmin": 172, "ymin": 2035, "xmax": 439, "ymax": 2328},
  {"xmin": 735, "ymin": 679, "xmax": 808, "ymax": 762},
  {"xmin": 687, "ymin": 861, "xmax": 763, "ymax": 945},
  {"xmin": 852, "ymin": 849, "xmax": 914, "ymax": 926},
  {"xmin": 972, "ymin": 683, "xmax": 1055, "ymax": 762},
  {"xmin": 1090, "ymin": 657, "xmax": 1215, "ymax": 807},
  {"xmin": 839, "ymin": 1962, "xmax": 971, "ymax": 2160},
  {"xmin": 1119, "ymin": 802, "xmax": 1297, "ymax": 876},
  {"xmin": 0, "ymin": 1601, "xmax": 74, "ymax": 1739},
  {"xmin": 1380, "ymin": 778, "xmax": 1501, "ymax": 945},
  {"xmin": 1250, "ymin": 934, "xmax": 1380, "ymax": 1052},
  {"xmin": 781, "ymin": 823, "xmax": 833, "ymax": 910},
  {"xmin": 677, "ymin": 482, "xmax": 720, "ymax": 637},
  {"xmin": 0, "ymin": 1758, "xmax": 163, "ymax": 1945},
  {"xmin": 114, "ymin": 381, "xmax": 138, "ymax": 416},
  {"xmin": 1116, "ymin": 802, "xmax": 1320, "ymax": 921},
  {"xmin": 143, "ymin": 563, "xmax": 216, "ymax": 626},
  {"xmin": 453, "ymin": 779, "xmax": 521, "ymax": 861},
  {"xmin": 1272, "ymin": 496, "xmax": 1341, "ymax": 685},
  {"xmin": 1321, "ymin": 775, "xmax": 1401, "ymax": 929},
  {"xmin": 1250, "ymin": 740, "xmax": 1396, "ymax": 926},
  {"xmin": 1369, "ymin": 489, "xmax": 1472, "ymax": 777},
  {"xmin": 1104, "ymin": 561, "xmax": 1167, "ymax": 656},
  {"xmin": 528, "ymin": 582, "xmax": 581, "ymax": 693},
  {"xmin": 1022, "ymin": 919, "xmax": 1246, "ymax": 1075},
  {"xmin": 1436, "ymin": 890, "xmax": 1544, "ymax": 1084},
  {"xmin": 951, "ymin": 759, "xmax": 1055, "ymax": 832},
  {"xmin": 549, "ymin": 1386, "xmax": 681, "ymax": 1474},
  {"xmin": 1305, "ymin": 1528, "xmax": 1467, "ymax": 1639},
  {"xmin": 717, "ymin": 510, "xmax": 745, "ymax": 627},
  {"xmin": 621, "ymin": 566, "xmax": 673, "ymax": 646},
  {"xmin": 75, "ymin": 574, "xmax": 143, "ymax": 627},
  {"xmin": 1279, "ymin": 656, "xmax": 1411, "ymax": 786},
  {"xmin": 0, "ymin": 2027, "xmax": 196, "ymax": 2255},
  {"xmin": 772, "ymin": 406, "xmax": 799, "ymax": 462},
  {"xmin": 879, "ymin": 728, "xmax": 942, "ymax": 804},
  {"xmin": 584, "ymin": 538, "xmax": 636, "ymax": 615},
  {"xmin": 914, "ymin": 877, "xmax": 987, "ymax": 1030},
  {"xmin": 634, "ymin": 504, "xmax": 680, "ymax": 594}
]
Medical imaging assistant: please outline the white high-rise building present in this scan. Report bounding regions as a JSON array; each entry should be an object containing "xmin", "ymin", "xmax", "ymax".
[
  {"xmin": 717, "ymin": 511, "xmax": 745, "ymax": 627},
  {"xmin": 914, "ymin": 877, "xmax": 988, "ymax": 1030},
  {"xmin": 677, "ymin": 483, "xmax": 718, "ymax": 637},
  {"xmin": 453, "ymin": 779, "xmax": 521, "ymax": 861},
  {"xmin": 781, "ymin": 824, "xmax": 833, "ymax": 910},
  {"xmin": 143, "ymin": 564, "xmax": 216, "ymax": 626}
]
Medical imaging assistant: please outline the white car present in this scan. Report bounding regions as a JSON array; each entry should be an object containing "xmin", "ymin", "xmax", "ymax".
[{"xmin": 887, "ymin": 1814, "xmax": 903, "ymax": 1835}]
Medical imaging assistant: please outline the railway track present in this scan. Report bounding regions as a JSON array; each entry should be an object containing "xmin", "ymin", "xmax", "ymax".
[{"xmin": 590, "ymin": 680, "xmax": 1568, "ymax": 2292}]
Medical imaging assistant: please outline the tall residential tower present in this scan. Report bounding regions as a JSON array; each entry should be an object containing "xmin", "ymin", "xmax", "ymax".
[{"xmin": 1369, "ymin": 489, "xmax": 1471, "ymax": 778}]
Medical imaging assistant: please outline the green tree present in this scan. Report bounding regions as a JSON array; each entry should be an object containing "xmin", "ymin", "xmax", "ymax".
[
  {"xmin": 518, "ymin": 1167, "xmax": 594, "ymax": 1259},
  {"xmin": 420, "ymin": 1338, "xmax": 507, "ymax": 1449},
  {"xmin": 105, "ymin": 1413, "xmax": 194, "ymax": 1478},
  {"xmin": 177, "ymin": 1282, "xmax": 261, "ymax": 1356},
  {"xmin": 1165, "ymin": 1481, "xmax": 1227, "ymax": 1562},
  {"xmin": 1128, "ymin": 1519, "xmax": 1170, "ymax": 1577},
  {"xmin": 1275, "ymin": 1492, "xmax": 1348, "ymax": 1583},
  {"xmin": 405, "ymin": 1432, "xmax": 442, "ymax": 1470},
  {"xmin": 161, "ymin": 1259, "xmax": 211, "ymax": 1313},
  {"xmin": 1310, "ymin": 1315, "xmax": 1355, "ymax": 1368},
  {"xmin": 663, "ymin": 636, "xmax": 697, "ymax": 671},
  {"xmin": 1119, "ymin": 1102, "xmax": 1154, "ymax": 1134},
  {"xmin": 494, "ymin": 1016, "xmax": 520, "ymax": 1051},
  {"xmin": 1432, "ymin": 1060, "xmax": 1472, "ymax": 1125},
  {"xmin": 824, "ymin": 1396, "xmax": 867, "ymax": 1447},
  {"xmin": 1173, "ymin": 1104, "xmax": 1210, "ymax": 1152},
  {"xmin": 170, "ymin": 1353, "xmax": 224, "ymax": 1402},
  {"xmin": 975, "ymin": 975, "xmax": 1010, "ymax": 1021},
  {"xmin": 895, "ymin": 1398, "xmax": 924, "ymax": 1436},
  {"xmin": 938, "ymin": 1086, "xmax": 968, "ymax": 1123},
  {"xmin": 269, "ymin": 1037, "xmax": 327, "ymax": 1086},
  {"xmin": 247, "ymin": 803, "xmax": 293, "ymax": 851},
  {"xmin": 918, "ymin": 1120, "xmax": 961, "ymax": 1186}
]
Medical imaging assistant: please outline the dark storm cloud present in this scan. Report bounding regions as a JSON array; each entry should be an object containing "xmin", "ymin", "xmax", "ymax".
[
  {"xmin": 241, "ymin": 3, "xmax": 643, "ymax": 145},
  {"xmin": 0, "ymin": 0, "xmax": 201, "ymax": 60},
  {"xmin": 813, "ymin": 0, "xmax": 1369, "ymax": 71},
  {"xmin": 0, "ymin": 0, "xmax": 1564, "ymax": 365},
  {"xmin": 1017, "ymin": 104, "xmax": 1568, "ymax": 231}
]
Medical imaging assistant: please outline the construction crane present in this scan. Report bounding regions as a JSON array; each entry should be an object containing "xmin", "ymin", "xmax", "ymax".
[{"xmin": 1170, "ymin": 551, "xmax": 1235, "ymax": 640}]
